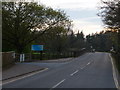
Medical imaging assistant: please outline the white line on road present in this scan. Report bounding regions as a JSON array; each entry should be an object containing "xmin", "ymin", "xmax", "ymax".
[
  {"xmin": 70, "ymin": 70, "xmax": 79, "ymax": 76},
  {"xmin": 80, "ymin": 61, "xmax": 93, "ymax": 69},
  {"xmin": 81, "ymin": 66, "xmax": 86, "ymax": 69},
  {"xmin": 1, "ymin": 68, "xmax": 48, "ymax": 85},
  {"xmin": 52, "ymin": 79, "xmax": 66, "ymax": 88},
  {"xmin": 87, "ymin": 62, "xmax": 90, "ymax": 65}
]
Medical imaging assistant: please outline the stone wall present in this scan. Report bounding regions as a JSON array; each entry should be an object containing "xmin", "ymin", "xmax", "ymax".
[{"xmin": 2, "ymin": 51, "xmax": 15, "ymax": 68}]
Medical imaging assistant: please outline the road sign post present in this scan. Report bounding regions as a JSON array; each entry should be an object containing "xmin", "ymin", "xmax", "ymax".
[{"xmin": 31, "ymin": 45, "xmax": 44, "ymax": 60}]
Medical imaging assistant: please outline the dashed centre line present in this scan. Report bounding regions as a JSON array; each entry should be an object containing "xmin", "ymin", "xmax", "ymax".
[
  {"xmin": 70, "ymin": 70, "xmax": 79, "ymax": 76},
  {"xmin": 52, "ymin": 79, "xmax": 66, "ymax": 88},
  {"xmin": 87, "ymin": 62, "xmax": 90, "ymax": 65},
  {"xmin": 81, "ymin": 66, "xmax": 86, "ymax": 69}
]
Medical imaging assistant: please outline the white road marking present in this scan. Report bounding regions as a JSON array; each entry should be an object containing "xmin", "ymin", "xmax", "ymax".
[
  {"xmin": 52, "ymin": 79, "xmax": 66, "ymax": 88},
  {"xmin": 87, "ymin": 62, "xmax": 90, "ymax": 65},
  {"xmin": 1, "ymin": 68, "xmax": 48, "ymax": 85},
  {"xmin": 81, "ymin": 66, "xmax": 86, "ymax": 69},
  {"xmin": 70, "ymin": 70, "xmax": 79, "ymax": 76},
  {"xmin": 109, "ymin": 54, "xmax": 120, "ymax": 89},
  {"xmin": 80, "ymin": 60, "xmax": 93, "ymax": 70}
]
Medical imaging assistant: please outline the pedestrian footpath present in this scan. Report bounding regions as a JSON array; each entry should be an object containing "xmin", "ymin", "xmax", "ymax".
[
  {"xmin": 2, "ymin": 57, "xmax": 73, "ymax": 81},
  {"xmin": 2, "ymin": 63, "xmax": 45, "ymax": 81}
]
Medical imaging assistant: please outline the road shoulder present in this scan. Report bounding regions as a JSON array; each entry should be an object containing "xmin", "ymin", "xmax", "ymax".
[{"xmin": 109, "ymin": 54, "xmax": 120, "ymax": 90}]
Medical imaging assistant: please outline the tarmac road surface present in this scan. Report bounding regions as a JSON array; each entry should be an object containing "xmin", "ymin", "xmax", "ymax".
[{"xmin": 3, "ymin": 52, "xmax": 116, "ymax": 89}]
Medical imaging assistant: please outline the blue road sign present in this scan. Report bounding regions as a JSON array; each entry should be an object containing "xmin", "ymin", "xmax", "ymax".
[{"xmin": 31, "ymin": 45, "xmax": 43, "ymax": 51}]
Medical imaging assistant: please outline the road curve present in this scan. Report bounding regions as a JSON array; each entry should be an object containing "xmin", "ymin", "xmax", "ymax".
[{"xmin": 3, "ymin": 52, "xmax": 116, "ymax": 88}]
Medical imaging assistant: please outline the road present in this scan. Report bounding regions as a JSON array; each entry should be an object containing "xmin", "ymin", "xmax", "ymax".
[{"xmin": 3, "ymin": 52, "xmax": 116, "ymax": 88}]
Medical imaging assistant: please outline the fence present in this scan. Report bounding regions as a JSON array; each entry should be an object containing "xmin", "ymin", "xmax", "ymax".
[
  {"xmin": 31, "ymin": 51, "xmax": 74, "ymax": 61},
  {"xmin": 2, "ymin": 51, "xmax": 15, "ymax": 68},
  {"xmin": 14, "ymin": 52, "xmax": 74, "ymax": 62},
  {"xmin": 29, "ymin": 50, "xmax": 86, "ymax": 61},
  {"xmin": 2, "ymin": 49, "xmax": 87, "ymax": 67},
  {"xmin": 14, "ymin": 48, "xmax": 87, "ymax": 62}
]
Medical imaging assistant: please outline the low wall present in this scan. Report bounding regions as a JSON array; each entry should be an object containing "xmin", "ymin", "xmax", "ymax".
[{"xmin": 2, "ymin": 51, "xmax": 15, "ymax": 68}]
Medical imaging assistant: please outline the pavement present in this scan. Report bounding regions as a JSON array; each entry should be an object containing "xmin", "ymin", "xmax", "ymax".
[
  {"xmin": 2, "ymin": 63, "xmax": 45, "ymax": 81},
  {"xmin": 2, "ymin": 52, "xmax": 118, "ymax": 88},
  {"xmin": 2, "ymin": 57, "xmax": 73, "ymax": 81}
]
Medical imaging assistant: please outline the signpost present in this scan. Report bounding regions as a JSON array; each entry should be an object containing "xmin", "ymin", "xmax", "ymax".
[
  {"xmin": 31, "ymin": 45, "xmax": 44, "ymax": 60},
  {"xmin": 32, "ymin": 45, "xmax": 43, "ymax": 51}
]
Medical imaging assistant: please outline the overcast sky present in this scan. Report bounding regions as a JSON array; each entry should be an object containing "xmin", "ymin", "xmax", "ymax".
[{"xmin": 38, "ymin": 0, "xmax": 103, "ymax": 35}]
